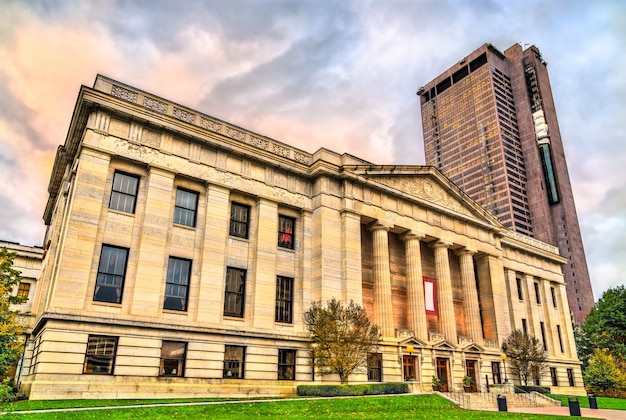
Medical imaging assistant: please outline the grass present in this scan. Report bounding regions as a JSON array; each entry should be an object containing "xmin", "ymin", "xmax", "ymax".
[
  {"xmin": 0, "ymin": 394, "xmax": 599, "ymax": 419},
  {"xmin": 548, "ymin": 393, "xmax": 626, "ymax": 410}
]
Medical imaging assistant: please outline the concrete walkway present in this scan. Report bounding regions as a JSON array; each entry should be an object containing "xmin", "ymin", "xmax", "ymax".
[{"xmin": 483, "ymin": 405, "xmax": 626, "ymax": 419}]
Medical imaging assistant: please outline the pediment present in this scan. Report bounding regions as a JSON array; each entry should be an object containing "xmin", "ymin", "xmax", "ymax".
[
  {"xmin": 460, "ymin": 342, "xmax": 485, "ymax": 353},
  {"xmin": 432, "ymin": 339, "xmax": 457, "ymax": 351},
  {"xmin": 398, "ymin": 336, "xmax": 428, "ymax": 348},
  {"xmin": 344, "ymin": 165, "xmax": 503, "ymax": 229}
]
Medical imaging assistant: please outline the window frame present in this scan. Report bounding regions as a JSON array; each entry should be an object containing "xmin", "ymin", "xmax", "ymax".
[
  {"xmin": 557, "ymin": 325, "xmax": 564, "ymax": 353},
  {"xmin": 83, "ymin": 335, "xmax": 118, "ymax": 375},
  {"xmin": 160, "ymin": 341, "xmax": 186, "ymax": 377},
  {"xmin": 94, "ymin": 245, "xmax": 129, "ymax": 304},
  {"xmin": 17, "ymin": 282, "xmax": 30, "ymax": 300},
  {"xmin": 550, "ymin": 367, "xmax": 558, "ymax": 386},
  {"xmin": 367, "ymin": 353, "xmax": 383, "ymax": 382},
  {"xmin": 109, "ymin": 171, "xmax": 139, "ymax": 213},
  {"xmin": 275, "ymin": 276, "xmax": 294, "ymax": 323},
  {"xmin": 224, "ymin": 267, "xmax": 246, "ymax": 318},
  {"xmin": 540, "ymin": 321, "xmax": 548, "ymax": 352},
  {"xmin": 277, "ymin": 215, "xmax": 295, "ymax": 249},
  {"xmin": 173, "ymin": 188, "xmax": 199, "ymax": 228},
  {"xmin": 534, "ymin": 281, "xmax": 541, "ymax": 304},
  {"xmin": 278, "ymin": 349, "xmax": 296, "ymax": 380},
  {"xmin": 551, "ymin": 286, "xmax": 557, "ymax": 308},
  {"xmin": 229, "ymin": 202, "xmax": 250, "ymax": 239},
  {"xmin": 223, "ymin": 345, "xmax": 245, "ymax": 379},
  {"xmin": 516, "ymin": 277, "xmax": 523, "ymax": 301},
  {"xmin": 567, "ymin": 368, "xmax": 575, "ymax": 386},
  {"xmin": 163, "ymin": 257, "xmax": 191, "ymax": 311}
]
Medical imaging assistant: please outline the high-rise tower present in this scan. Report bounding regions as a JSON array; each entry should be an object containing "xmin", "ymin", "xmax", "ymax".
[{"xmin": 418, "ymin": 43, "xmax": 593, "ymax": 323}]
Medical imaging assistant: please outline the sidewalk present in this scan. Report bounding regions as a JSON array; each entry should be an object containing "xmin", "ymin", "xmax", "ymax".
[{"xmin": 487, "ymin": 405, "xmax": 626, "ymax": 419}]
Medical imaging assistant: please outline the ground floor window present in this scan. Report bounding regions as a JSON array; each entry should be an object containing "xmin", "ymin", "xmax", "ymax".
[
  {"xmin": 160, "ymin": 341, "xmax": 186, "ymax": 377},
  {"xmin": 83, "ymin": 336, "xmax": 118, "ymax": 374},
  {"xmin": 403, "ymin": 355, "xmax": 417, "ymax": 381},
  {"xmin": 367, "ymin": 353, "xmax": 382, "ymax": 382},
  {"xmin": 567, "ymin": 368, "xmax": 575, "ymax": 386},
  {"xmin": 550, "ymin": 367, "xmax": 558, "ymax": 386},
  {"xmin": 491, "ymin": 361, "xmax": 502, "ymax": 385},
  {"xmin": 278, "ymin": 349, "xmax": 296, "ymax": 380},
  {"xmin": 224, "ymin": 345, "xmax": 245, "ymax": 378}
]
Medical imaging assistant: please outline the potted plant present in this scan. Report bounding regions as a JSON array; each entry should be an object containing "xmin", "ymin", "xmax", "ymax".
[
  {"xmin": 463, "ymin": 375, "xmax": 472, "ymax": 392},
  {"xmin": 432, "ymin": 375, "xmax": 442, "ymax": 391}
]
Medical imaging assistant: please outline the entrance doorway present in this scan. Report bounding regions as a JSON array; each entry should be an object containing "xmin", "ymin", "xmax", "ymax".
[
  {"xmin": 465, "ymin": 360, "xmax": 478, "ymax": 392},
  {"xmin": 403, "ymin": 355, "xmax": 417, "ymax": 381},
  {"xmin": 436, "ymin": 358, "xmax": 449, "ymax": 392}
]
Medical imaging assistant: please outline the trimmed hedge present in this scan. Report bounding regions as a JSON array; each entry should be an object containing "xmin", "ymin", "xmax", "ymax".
[
  {"xmin": 515, "ymin": 385, "xmax": 551, "ymax": 394},
  {"xmin": 297, "ymin": 382, "xmax": 409, "ymax": 397}
]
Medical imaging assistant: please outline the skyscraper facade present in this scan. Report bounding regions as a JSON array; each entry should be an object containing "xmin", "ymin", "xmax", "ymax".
[{"xmin": 418, "ymin": 43, "xmax": 593, "ymax": 324}]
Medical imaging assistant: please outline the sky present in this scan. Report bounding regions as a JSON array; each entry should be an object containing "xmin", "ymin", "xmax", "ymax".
[{"xmin": 0, "ymin": 0, "xmax": 624, "ymax": 300}]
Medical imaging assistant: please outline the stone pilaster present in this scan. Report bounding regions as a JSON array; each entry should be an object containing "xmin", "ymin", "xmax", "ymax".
[
  {"xmin": 432, "ymin": 240, "xmax": 456, "ymax": 343},
  {"xmin": 457, "ymin": 249, "xmax": 483, "ymax": 344},
  {"xmin": 370, "ymin": 222, "xmax": 394, "ymax": 337},
  {"xmin": 402, "ymin": 231, "xmax": 428, "ymax": 341}
]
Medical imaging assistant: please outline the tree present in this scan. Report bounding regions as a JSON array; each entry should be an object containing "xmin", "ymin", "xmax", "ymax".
[
  {"xmin": 501, "ymin": 329, "xmax": 547, "ymax": 386},
  {"xmin": 0, "ymin": 247, "xmax": 26, "ymax": 376},
  {"xmin": 583, "ymin": 286, "xmax": 626, "ymax": 366},
  {"xmin": 584, "ymin": 349, "xmax": 626, "ymax": 396},
  {"xmin": 573, "ymin": 324, "xmax": 593, "ymax": 371},
  {"xmin": 303, "ymin": 298, "xmax": 381, "ymax": 384}
]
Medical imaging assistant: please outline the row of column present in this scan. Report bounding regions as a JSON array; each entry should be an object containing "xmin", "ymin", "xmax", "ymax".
[{"xmin": 370, "ymin": 222, "xmax": 483, "ymax": 344}]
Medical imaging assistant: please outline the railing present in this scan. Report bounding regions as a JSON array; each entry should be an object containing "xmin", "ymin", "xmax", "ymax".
[
  {"xmin": 513, "ymin": 385, "xmax": 537, "ymax": 407},
  {"xmin": 445, "ymin": 386, "xmax": 471, "ymax": 409}
]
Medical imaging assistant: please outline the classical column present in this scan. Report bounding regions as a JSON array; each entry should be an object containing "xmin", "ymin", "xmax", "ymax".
[
  {"xmin": 370, "ymin": 222, "xmax": 394, "ymax": 337},
  {"xmin": 457, "ymin": 249, "xmax": 483, "ymax": 344},
  {"xmin": 432, "ymin": 240, "xmax": 457, "ymax": 343},
  {"xmin": 402, "ymin": 231, "xmax": 428, "ymax": 340}
]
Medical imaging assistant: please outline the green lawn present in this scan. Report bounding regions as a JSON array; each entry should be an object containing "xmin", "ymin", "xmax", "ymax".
[
  {"xmin": 0, "ymin": 394, "xmax": 595, "ymax": 419},
  {"xmin": 548, "ymin": 393, "xmax": 626, "ymax": 410}
]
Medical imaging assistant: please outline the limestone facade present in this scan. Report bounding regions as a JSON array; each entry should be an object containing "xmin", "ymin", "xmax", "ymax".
[{"xmin": 20, "ymin": 76, "xmax": 584, "ymax": 399}]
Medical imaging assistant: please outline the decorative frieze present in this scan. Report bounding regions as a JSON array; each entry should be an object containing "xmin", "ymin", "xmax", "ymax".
[
  {"xmin": 199, "ymin": 117, "xmax": 221, "ymax": 133},
  {"xmin": 111, "ymin": 85, "xmax": 138, "ymax": 103},
  {"xmin": 250, "ymin": 136, "xmax": 269, "ymax": 150},
  {"xmin": 272, "ymin": 143, "xmax": 290, "ymax": 158},
  {"xmin": 377, "ymin": 177, "xmax": 469, "ymax": 215},
  {"xmin": 224, "ymin": 127, "xmax": 246, "ymax": 142},
  {"xmin": 504, "ymin": 230, "xmax": 558, "ymax": 254},
  {"xmin": 173, "ymin": 107, "xmax": 196, "ymax": 124},
  {"xmin": 143, "ymin": 97, "xmax": 168, "ymax": 114}
]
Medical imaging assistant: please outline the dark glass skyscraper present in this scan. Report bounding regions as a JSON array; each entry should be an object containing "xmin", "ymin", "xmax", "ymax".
[{"xmin": 418, "ymin": 43, "xmax": 593, "ymax": 323}]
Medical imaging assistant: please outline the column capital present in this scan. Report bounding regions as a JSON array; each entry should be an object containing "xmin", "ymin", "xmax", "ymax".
[
  {"xmin": 401, "ymin": 230, "xmax": 425, "ymax": 242},
  {"xmin": 430, "ymin": 240, "xmax": 452, "ymax": 250},
  {"xmin": 456, "ymin": 248, "xmax": 476, "ymax": 257},
  {"xmin": 368, "ymin": 220, "xmax": 393, "ymax": 232}
]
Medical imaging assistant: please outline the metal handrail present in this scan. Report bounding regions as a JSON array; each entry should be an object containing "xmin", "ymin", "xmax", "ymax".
[
  {"xmin": 512, "ymin": 385, "xmax": 537, "ymax": 407},
  {"xmin": 446, "ymin": 386, "xmax": 471, "ymax": 409}
]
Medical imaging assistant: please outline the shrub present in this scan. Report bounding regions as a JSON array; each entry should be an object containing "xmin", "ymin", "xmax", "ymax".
[
  {"xmin": 515, "ymin": 385, "xmax": 551, "ymax": 394},
  {"xmin": 297, "ymin": 382, "xmax": 409, "ymax": 397}
]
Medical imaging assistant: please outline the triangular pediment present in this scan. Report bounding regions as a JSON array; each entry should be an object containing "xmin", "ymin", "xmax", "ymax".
[
  {"xmin": 344, "ymin": 165, "xmax": 502, "ymax": 228},
  {"xmin": 399, "ymin": 336, "xmax": 428, "ymax": 348},
  {"xmin": 460, "ymin": 342, "xmax": 485, "ymax": 353},
  {"xmin": 432, "ymin": 339, "xmax": 457, "ymax": 351}
]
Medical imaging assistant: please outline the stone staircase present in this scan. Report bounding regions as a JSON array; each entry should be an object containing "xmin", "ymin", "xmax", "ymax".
[{"xmin": 443, "ymin": 389, "xmax": 561, "ymax": 411}]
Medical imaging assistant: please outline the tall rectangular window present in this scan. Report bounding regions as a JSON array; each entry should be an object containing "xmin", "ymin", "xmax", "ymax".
[
  {"xmin": 534, "ymin": 282, "xmax": 541, "ymax": 304},
  {"xmin": 223, "ymin": 345, "xmax": 245, "ymax": 378},
  {"xmin": 550, "ymin": 367, "xmax": 558, "ymax": 386},
  {"xmin": 173, "ymin": 188, "xmax": 198, "ymax": 227},
  {"xmin": 275, "ymin": 276, "xmax": 293, "ymax": 323},
  {"xmin": 567, "ymin": 368, "xmax": 575, "ymax": 386},
  {"xmin": 521, "ymin": 318, "xmax": 528, "ymax": 336},
  {"xmin": 83, "ymin": 336, "xmax": 117, "ymax": 374},
  {"xmin": 109, "ymin": 172, "xmax": 139, "ymax": 213},
  {"xmin": 17, "ymin": 282, "xmax": 30, "ymax": 300},
  {"xmin": 278, "ymin": 349, "xmax": 296, "ymax": 380},
  {"xmin": 164, "ymin": 257, "xmax": 191, "ymax": 311},
  {"xmin": 551, "ymin": 286, "xmax": 557, "ymax": 308},
  {"xmin": 229, "ymin": 203, "xmax": 250, "ymax": 238},
  {"xmin": 94, "ymin": 245, "xmax": 128, "ymax": 304},
  {"xmin": 368, "ymin": 353, "xmax": 383, "ymax": 382},
  {"xmin": 160, "ymin": 341, "xmax": 186, "ymax": 377},
  {"xmin": 557, "ymin": 325, "xmax": 564, "ymax": 353},
  {"xmin": 540, "ymin": 321, "xmax": 548, "ymax": 352},
  {"xmin": 278, "ymin": 215, "xmax": 295, "ymax": 249},
  {"xmin": 224, "ymin": 267, "xmax": 246, "ymax": 317},
  {"xmin": 491, "ymin": 361, "xmax": 502, "ymax": 385},
  {"xmin": 516, "ymin": 277, "xmax": 523, "ymax": 301}
]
